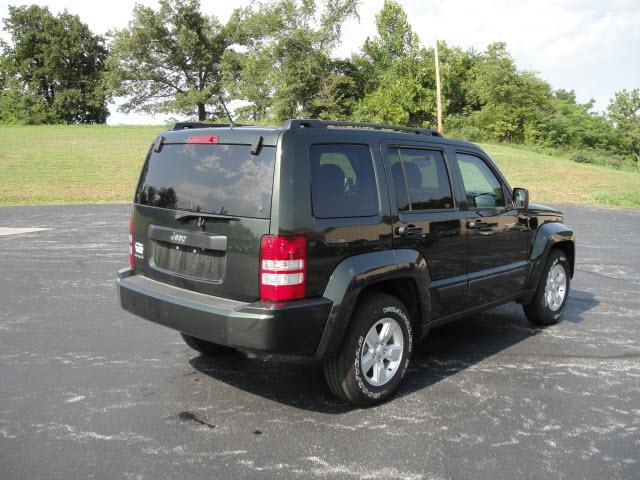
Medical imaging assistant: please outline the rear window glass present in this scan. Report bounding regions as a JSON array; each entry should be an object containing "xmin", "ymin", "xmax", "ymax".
[
  {"xmin": 389, "ymin": 148, "xmax": 454, "ymax": 211},
  {"xmin": 136, "ymin": 144, "xmax": 276, "ymax": 219},
  {"xmin": 310, "ymin": 144, "xmax": 379, "ymax": 218}
]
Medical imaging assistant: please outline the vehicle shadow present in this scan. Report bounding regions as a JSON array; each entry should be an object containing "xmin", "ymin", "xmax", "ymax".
[
  {"xmin": 189, "ymin": 290, "xmax": 599, "ymax": 414},
  {"xmin": 562, "ymin": 288, "xmax": 599, "ymax": 323}
]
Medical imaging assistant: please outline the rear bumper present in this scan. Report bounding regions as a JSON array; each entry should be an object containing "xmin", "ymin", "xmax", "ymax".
[{"xmin": 117, "ymin": 268, "xmax": 333, "ymax": 356}]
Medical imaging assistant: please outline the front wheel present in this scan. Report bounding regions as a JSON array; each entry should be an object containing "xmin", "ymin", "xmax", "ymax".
[
  {"xmin": 523, "ymin": 249, "xmax": 571, "ymax": 326},
  {"xmin": 324, "ymin": 293, "xmax": 413, "ymax": 407}
]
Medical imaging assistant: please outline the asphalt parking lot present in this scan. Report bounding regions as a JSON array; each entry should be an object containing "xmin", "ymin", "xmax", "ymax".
[{"xmin": 1, "ymin": 204, "xmax": 639, "ymax": 479}]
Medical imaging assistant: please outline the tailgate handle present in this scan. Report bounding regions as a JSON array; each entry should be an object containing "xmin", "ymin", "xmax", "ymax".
[{"xmin": 148, "ymin": 225, "xmax": 227, "ymax": 252}]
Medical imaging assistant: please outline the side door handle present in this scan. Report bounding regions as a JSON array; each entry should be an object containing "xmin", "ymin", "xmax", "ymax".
[
  {"xmin": 468, "ymin": 219, "xmax": 495, "ymax": 236},
  {"xmin": 396, "ymin": 224, "xmax": 424, "ymax": 237},
  {"xmin": 467, "ymin": 220, "xmax": 488, "ymax": 229}
]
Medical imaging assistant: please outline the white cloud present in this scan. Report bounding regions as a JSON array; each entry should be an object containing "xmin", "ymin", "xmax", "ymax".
[{"xmin": 1, "ymin": 0, "xmax": 638, "ymax": 123}]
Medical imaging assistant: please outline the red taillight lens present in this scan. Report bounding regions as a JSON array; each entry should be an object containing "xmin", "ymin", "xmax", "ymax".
[
  {"xmin": 128, "ymin": 212, "xmax": 135, "ymax": 268},
  {"xmin": 259, "ymin": 235, "xmax": 306, "ymax": 301}
]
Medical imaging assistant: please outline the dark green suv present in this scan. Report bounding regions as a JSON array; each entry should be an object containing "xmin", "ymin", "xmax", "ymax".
[{"xmin": 117, "ymin": 119, "xmax": 575, "ymax": 406}]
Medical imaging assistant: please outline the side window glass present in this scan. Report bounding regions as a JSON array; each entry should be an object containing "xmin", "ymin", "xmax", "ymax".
[
  {"xmin": 455, "ymin": 153, "xmax": 505, "ymax": 208},
  {"xmin": 310, "ymin": 144, "xmax": 379, "ymax": 218},
  {"xmin": 388, "ymin": 148, "xmax": 410, "ymax": 211},
  {"xmin": 389, "ymin": 148, "xmax": 454, "ymax": 211}
]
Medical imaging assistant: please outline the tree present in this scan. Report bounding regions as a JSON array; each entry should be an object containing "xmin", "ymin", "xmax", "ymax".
[
  {"xmin": 533, "ymin": 90, "xmax": 617, "ymax": 151},
  {"xmin": 436, "ymin": 43, "xmax": 475, "ymax": 117},
  {"xmin": 0, "ymin": 5, "xmax": 109, "ymax": 124},
  {"xmin": 227, "ymin": 0, "xmax": 359, "ymax": 121},
  {"xmin": 362, "ymin": 0, "xmax": 418, "ymax": 69},
  {"xmin": 108, "ymin": 0, "xmax": 250, "ymax": 121},
  {"xmin": 354, "ymin": 0, "xmax": 436, "ymax": 126},
  {"xmin": 355, "ymin": 54, "xmax": 435, "ymax": 125},
  {"xmin": 608, "ymin": 89, "xmax": 640, "ymax": 169},
  {"xmin": 310, "ymin": 59, "xmax": 365, "ymax": 120},
  {"xmin": 463, "ymin": 43, "xmax": 553, "ymax": 142}
]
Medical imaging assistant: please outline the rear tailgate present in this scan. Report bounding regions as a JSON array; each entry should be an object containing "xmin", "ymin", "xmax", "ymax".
[{"xmin": 131, "ymin": 133, "xmax": 278, "ymax": 302}]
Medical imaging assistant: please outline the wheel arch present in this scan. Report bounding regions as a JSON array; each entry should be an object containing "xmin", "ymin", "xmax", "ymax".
[
  {"xmin": 314, "ymin": 249, "xmax": 431, "ymax": 359},
  {"xmin": 527, "ymin": 222, "xmax": 575, "ymax": 293},
  {"xmin": 551, "ymin": 240, "xmax": 575, "ymax": 277},
  {"xmin": 355, "ymin": 277, "xmax": 425, "ymax": 341}
]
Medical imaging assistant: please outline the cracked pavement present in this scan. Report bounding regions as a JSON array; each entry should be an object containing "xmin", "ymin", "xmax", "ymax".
[{"xmin": 1, "ymin": 204, "xmax": 639, "ymax": 479}]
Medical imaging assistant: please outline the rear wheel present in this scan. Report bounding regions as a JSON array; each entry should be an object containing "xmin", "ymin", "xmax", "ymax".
[
  {"xmin": 324, "ymin": 293, "xmax": 413, "ymax": 406},
  {"xmin": 180, "ymin": 333, "xmax": 235, "ymax": 356},
  {"xmin": 523, "ymin": 249, "xmax": 571, "ymax": 326}
]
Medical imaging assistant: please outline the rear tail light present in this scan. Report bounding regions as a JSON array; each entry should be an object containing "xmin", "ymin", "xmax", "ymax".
[
  {"xmin": 259, "ymin": 235, "xmax": 306, "ymax": 301},
  {"xmin": 128, "ymin": 212, "xmax": 135, "ymax": 268}
]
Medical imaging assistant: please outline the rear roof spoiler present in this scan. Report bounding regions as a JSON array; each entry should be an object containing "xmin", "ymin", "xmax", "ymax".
[{"xmin": 172, "ymin": 122, "xmax": 244, "ymax": 130}]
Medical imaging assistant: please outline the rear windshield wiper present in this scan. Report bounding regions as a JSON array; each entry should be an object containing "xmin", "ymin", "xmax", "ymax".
[{"xmin": 175, "ymin": 211, "xmax": 240, "ymax": 222}]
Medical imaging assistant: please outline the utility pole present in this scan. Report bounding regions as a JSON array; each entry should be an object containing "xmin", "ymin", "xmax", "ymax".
[{"xmin": 434, "ymin": 39, "xmax": 443, "ymax": 135}]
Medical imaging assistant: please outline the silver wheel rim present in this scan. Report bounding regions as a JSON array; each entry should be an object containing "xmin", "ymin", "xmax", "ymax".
[
  {"xmin": 360, "ymin": 318, "xmax": 404, "ymax": 387},
  {"xmin": 545, "ymin": 263, "xmax": 567, "ymax": 312}
]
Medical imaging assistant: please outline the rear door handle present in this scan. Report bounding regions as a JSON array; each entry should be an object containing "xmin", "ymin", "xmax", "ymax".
[
  {"xmin": 467, "ymin": 220, "xmax": 488, "ymax": 229},
  {"xmin": 396, "ymin": 224, "xmax": 424, "ymax": 237}
]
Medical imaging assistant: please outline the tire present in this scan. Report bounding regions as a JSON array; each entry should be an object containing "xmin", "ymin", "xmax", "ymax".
[
  {"xmin": 180, "ymin": 333, "xmax": 235, "ymax": 356},
  {"xmin": 523, "ymin": 249, "xmax": 571, "ymax": 326},
  {"xmin": 324, "ymin": 293, "xmax": 413, "ymax": 407}
]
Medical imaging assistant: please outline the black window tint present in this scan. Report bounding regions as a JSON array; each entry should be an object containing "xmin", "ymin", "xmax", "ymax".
[
  {"xmin": 388, "ymin": 148, "xmax": 410, "ymax": 211},
  {"xmin": 136, "ymin": 144, "xmax": 275, "ymax": 218},
  {"xmin": 455, "ymin": 153, "xmax": 505, "ymax": 208},
  {"xmin": 310, "ymin": 144, "xmax": 378, "ymax": 218},
  {"xmin": 391, "ymin": 148, "xmax": 453, "ymax": 211}
]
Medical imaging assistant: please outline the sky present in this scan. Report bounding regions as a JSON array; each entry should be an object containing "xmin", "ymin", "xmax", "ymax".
[{"xmin": 1, "ymin": 0, "xmax": 639, "ymax": 124}]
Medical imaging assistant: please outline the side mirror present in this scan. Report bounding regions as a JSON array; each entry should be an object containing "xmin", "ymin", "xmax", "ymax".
[{"xmin": 513, "ymin": 187, "xmax": 529, "ymax": 209}]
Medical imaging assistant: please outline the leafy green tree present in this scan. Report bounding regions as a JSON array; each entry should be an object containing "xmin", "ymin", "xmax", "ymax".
[
  {"xmin": 437, "ymin": 43, "xmax": 475, "ymax": 117},
  {"xmin": 608, "ymin": 89, "xmax": 640, "ymax": 168},
  {"xmin": 223, "ymin": 47, "xmax": 273, "ymax": 122},
  {"xmin": 464, "ymin": 43, "xmax": 552, "ymax": 141},
  {"xmin": 355, "ymin": 54, "xmax": 435, "ymax": 125},
  {"xmin": 464, "ymin": 42, "xmax": 522, "ymax": 140},
  {"xmin": 228, "ymin": 0, "xmax": 359, "ymax": 121},
  {"xmin": 362, "ymin": 0, "xmax": 418, "ymax": 70},
  {"xmin": 108, "ymin": 0, "xmax": 252, "ymax": 121},
  {"xmin": 0, "ymin": 5, "xmax": 109, "ymax": 124},
  {"xmin": 355, "ymin": 0, "xmax": 435, "ymax": 125},
  {"xmin": 534, "ymin": 90, "xmax": 617, "ymax": 150},
  {"xmin": 310, "ymin": 59, "xmax": 365, "ymax": 119}
]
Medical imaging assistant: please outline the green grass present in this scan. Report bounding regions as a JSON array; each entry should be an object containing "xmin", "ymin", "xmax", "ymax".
[
  {"xmin": 479, "ymin": 143, "xmax": 640, "ymax": 207},
  {"xmin": 0, "ymin": 125, "xmax": 639, "ymax": 207},
  {"xmin": 0, "ymin": 124, "xmax": 161, "ymax": 205}
]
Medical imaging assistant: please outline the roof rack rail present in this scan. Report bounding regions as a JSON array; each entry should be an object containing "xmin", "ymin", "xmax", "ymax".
[
  {"xmin": 282, "ymin": 119, "xmax": 442, "ymax": 137},
  {"xmin": 172, "ymin": 121, "xmax": 245, "ymax": 131}
]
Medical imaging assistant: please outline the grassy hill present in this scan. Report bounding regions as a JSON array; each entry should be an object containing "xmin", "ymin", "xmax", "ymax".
[{"xmin": 0, "ymin": 124, "xmax": 638, "ymax": 207}]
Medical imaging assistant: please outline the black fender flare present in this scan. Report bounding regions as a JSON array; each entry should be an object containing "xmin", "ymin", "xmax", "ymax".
[
  {"xmin": 525, "ymin": 221, "xmax": 575, "ymax": 293},
  {"xmin": 313, "ymin": 249, "xmax": 430, "ymax": 359}
]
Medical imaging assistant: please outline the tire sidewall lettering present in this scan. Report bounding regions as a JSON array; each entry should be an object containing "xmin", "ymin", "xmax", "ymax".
[{"xmin": 352, "ymin": 303, "xmax": 413, "ymax": 399}]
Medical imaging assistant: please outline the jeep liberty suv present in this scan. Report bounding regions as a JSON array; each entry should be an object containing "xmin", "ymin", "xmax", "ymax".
[{"xmin": 117, "ymin": 119, "xmax": 575, "ymax": 406}]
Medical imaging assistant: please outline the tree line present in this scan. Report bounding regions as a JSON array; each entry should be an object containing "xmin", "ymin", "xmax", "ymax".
[{"xmin": 1, "ymin": 0, "xmax": 639, "ymax": 169}]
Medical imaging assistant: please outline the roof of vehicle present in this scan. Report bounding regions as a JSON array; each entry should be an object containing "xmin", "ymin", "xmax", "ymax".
[{"xmin": 154, "ymin": 119, "xmax": 482, "ymax": 151}]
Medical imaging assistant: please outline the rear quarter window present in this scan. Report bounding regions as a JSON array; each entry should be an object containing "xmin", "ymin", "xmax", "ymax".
[
  {"xmin": 136, "ymin": 143, "xmax": 276, "ymax": 219},
  {"xmin": 310, "ymin": 144, "xmax": 379, "ymax": 218}
]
